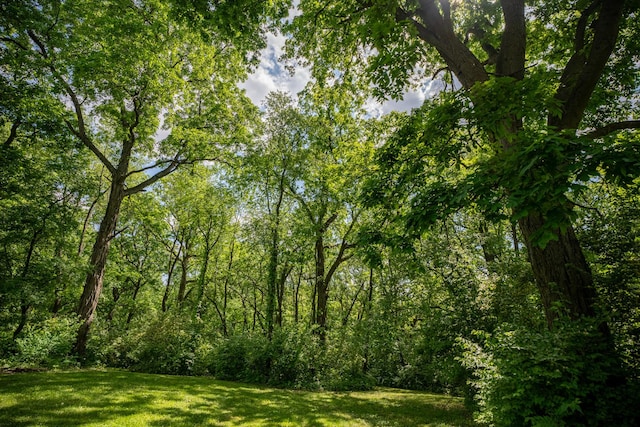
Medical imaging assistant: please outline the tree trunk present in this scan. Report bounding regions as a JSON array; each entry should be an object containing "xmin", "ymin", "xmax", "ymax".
[
  {"xmin": 276, "ymin": 264, "xmax": 291, "ymax": 328},
  {"xmin": 73, "ymin": 178, "xmax": 125, "ymax": 356},
  {"xmin": 518, "ymin": 212, "xmax": 598, "ymax": 327},
  {"xmin": 106, "ymin": 286, "xmax": 121, "ymax": 322},
  {"xmin": 177, "ymin": 254, "xmax": 189, "ymax": 306},
  {"xmin": 13, "ymin": 303, "xmax": 31, "ymax": 339},
  {"xmin": 126, "ymin": 279, "xmax": 142, "ymax": 325},
  {"xmin": 293, "ymin": 266, "xmax": 302, "ymax": 324},
  {"xmin": 162, "ymin": 243, "xmax": 180, "ymax": 312},
  {"xmin": 266, "ymin": 227, "xmax": 278, "ymax": 338},
  {"xmin": 314, "ymin": 233, "xmax": 328, "ymax": 340}
]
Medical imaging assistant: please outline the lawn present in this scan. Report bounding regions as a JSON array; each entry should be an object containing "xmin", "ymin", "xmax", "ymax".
[{"xmin": 0, "ymin": 369, "xmax": 477, "ymax": 426}]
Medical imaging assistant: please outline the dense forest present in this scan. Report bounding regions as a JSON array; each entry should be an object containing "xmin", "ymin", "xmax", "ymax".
[{"xmin": 1, "ymin": 0, "xmax": 639, "ymax": 425}]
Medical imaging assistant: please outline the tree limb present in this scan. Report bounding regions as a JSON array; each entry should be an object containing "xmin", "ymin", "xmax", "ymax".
[
  {"xmin": 551, "ymin": 0, "xmax": 625, "ymax": 129},
  {"xmin": 497, "ymin": 0, "xmax": 526, "ymax": 78},
  {"xmin": 585, "ymin": 120, "xmax": 640, "ymax": 139},
  {"xmin": 0, "ymin": 36, "xmax": 29, "ymax": 51},
  {"xmin": 401, "ymin": 1, "xmax": 488, "ymax": 88},
  {"xmin": 124, "ymin": 154, "xmax": 182, "ymax": 196},
  {"xmin": 64, "ymin": 119, "xmax": 117, "ymax": 174},
  {"xmin": 3, "ymin": 120, "xmax": 21, "ymax": 147},
  {"xmin": 26, "ymin": 29, "xmax": 117, "ymax": 174},
  {"xmin": 575, "ymin": 0, "xmax": 602, "ymax": 52}
]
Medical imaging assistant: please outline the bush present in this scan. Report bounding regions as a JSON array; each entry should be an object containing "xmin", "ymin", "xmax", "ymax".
[
  {"xmin": 127, "ymin": 314, "xmax": 211, "ymax": 376},
  {"xmin": 15, "ymin": 316, "xmax": 79, "ymax": 368},
  {"xmin": 459, "ymin": 318, "xmax": 639, "ymax": 426},
  {"xmin": 210, "ymin": 328, "xmax": 315, "ymax": 387},
  {"xmin": 210, "ymin": 334, "xmax": 251, "ymax": 381},
  {"xmin": 208, "ymin": 326, "xmax": 376, "ymax": 391}
]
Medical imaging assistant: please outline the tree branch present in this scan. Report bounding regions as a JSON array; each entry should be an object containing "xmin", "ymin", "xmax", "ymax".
[
  {"xmin": 401, "ymin": 1, "xmax": 488, "ymax": 88},
  {"xmin": 0, "ymin": 36, "xmax": 29, "ymax": 51},
  {"xmin": 585, "ymin": 120, "xmax": 640, "ymax": 139},
  {"xmin": 64, "ymin": 119, "xmax": 117, "ymax": 174},
  {"xmin": 126, "ymin": 158, "xmax": 181, "ymax": 177},
  {"xmin": 26, "ymin": 30, "xmax": 118, "ymax": 174},
  {"xmin": 574, "ymin": 0, "xmax": 602, "ymax": 52},
  {"xmin": 497, "ymin": 0, "xmax": 526, "ymax": 78},
  {"xmin": 3, "ymin": 120, "xmax": 21, "ymax": 147},
  {"xmin": 123, "ymin": 154, "xmax": 182, "ymax": 196},
  {"xmin": 321, "ymin": 212, "xmax": 339, "ymax": 232},
  {"xmin": 551, "ymin": 0, "xmax": 625, "ymax": 129}
]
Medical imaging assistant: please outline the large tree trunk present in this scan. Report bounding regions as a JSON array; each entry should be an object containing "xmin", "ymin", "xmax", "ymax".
[
  {"xmin": 518, "ymin": 212, "xmax": 598, "ymax": 327},
  {"xmin": 73, "ymin": 178, "xmax": 125, "ymax": 356}
]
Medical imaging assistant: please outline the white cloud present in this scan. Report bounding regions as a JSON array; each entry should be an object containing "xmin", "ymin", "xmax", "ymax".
[
  {"xmin": 242, "ymin": 26, "xmax": 446, "ymax": 114},
  {"xmin": 241, "ymin": 32, "xmax": 310, "ymax": 107},
  {"xmin": 365, "ymin": 79, "xmax": 446, "ymax": 117}
]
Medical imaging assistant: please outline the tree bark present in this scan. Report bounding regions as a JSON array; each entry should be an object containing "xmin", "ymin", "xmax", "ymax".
[
  {"xmin": 518, "ymin": 212, "xmax": 598, "ymax": 326},
  {"xmin": 314, "ymin": 232, "xmax": 328, "ymax": 340},
  {"xmin": 73, "ymin": 177, "xmax": 125, "ymax": 356}
]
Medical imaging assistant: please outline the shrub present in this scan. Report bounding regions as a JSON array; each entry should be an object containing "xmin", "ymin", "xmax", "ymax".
[
  {"xmin": 210, "ymin": 334, "xmax": 250, "ymax": 381},
  {"xmin": 15, "ymin": 316, "xmax": 79, "ymax": 368},
  {"xmin": 459, "ymin": 318, "xmax": 639, "ymax": 426},
  {"xmin": 127, "ymin": 314, "xmax": 210, "ymax": 376}
]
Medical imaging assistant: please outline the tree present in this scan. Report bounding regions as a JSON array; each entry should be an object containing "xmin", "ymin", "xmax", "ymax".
[
  {"xmin": 0, "ymin": 109, "xmax": 89, "ymax": 341},
  {"xmin": 288, "ymin": 86, "xmax": 372, "ymax": 340},
  {"xmin": 241, "ymin": 92, "xmax": 300, "ymax": 338},
  {"xmin": 286, "ymin": 0, "xmax": 640, "ymax": 328},
  {"xmin": 1, "ymin": 0, "xmax": 280, "ymax": 355}
]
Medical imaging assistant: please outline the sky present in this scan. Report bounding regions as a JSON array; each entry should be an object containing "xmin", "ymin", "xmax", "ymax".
[{"xmin": 239, "ymin": 30, "xmax": 444, "ymax": 116}]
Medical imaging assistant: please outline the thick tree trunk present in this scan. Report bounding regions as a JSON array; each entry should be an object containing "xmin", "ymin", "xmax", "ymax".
[
  {"xmin": 73, "ymin": 178, "xmax": 125, "ymax": 356},
  {"xmin": 518, "ymin": 212, "xmax": 598, "ymax": 327}
]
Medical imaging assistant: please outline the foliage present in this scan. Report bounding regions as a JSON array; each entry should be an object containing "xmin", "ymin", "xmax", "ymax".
[
  {"xmin": 11, "ymin": 316, "xmax": 79, "ymax": 368},
  {"xmin": 127, "ymin": 314, "xmax": 209, "ymax": 376},
  {"xmin": 460, "ymin": 318, "xmax": 639, "ymax": 426},
  {"xmin": 578, "ymin": 180, "xmax": 640, "ymax": 373}
]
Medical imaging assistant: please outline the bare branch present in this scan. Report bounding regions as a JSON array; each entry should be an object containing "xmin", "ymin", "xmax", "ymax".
[
  {"xmin": 26, "ymin": 30, "xmax": 49, "ymax": 58},
  {"xmin": 575, "ymin": 0, "xmax": 602, "ymax": 52},
  {"xmin": 126, "ymin": 158, "xmax": 180, "ymax": 177},
  {"xmin": 0, "ymin": 36, "xmax": 29, "ymax": 51},
  {"xmin": 26, "ymin": 30, "xmax": 117, "ymax": 174},
  {"xmin": 551, "ymin": 1, "xmax": 625, "ymax": 129},
  {"xmin": 321, "ymin": 212, "xmax": 339, "ymax": 232},
  {"xmin": 124, "ymin": 155, "xmax": 181, "ymax": 196}
]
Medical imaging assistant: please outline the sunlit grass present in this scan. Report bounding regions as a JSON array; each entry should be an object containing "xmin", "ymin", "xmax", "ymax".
[{"xmin": 0, "ymin": 369, "xmax": 477, "ymax": 426}]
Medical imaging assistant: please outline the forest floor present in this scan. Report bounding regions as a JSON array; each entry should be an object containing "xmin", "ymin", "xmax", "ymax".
[{"xmin": 0, "ymin": 369, "xmax": 477, "ymax": 426}]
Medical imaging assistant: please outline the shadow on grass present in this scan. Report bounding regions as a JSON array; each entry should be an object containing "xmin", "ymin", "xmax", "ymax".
[{"xmin": 0, "ymin": 370, "xmax": 476, "ymax": 426}]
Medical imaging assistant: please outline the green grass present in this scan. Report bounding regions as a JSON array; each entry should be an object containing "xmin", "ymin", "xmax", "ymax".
[{"xmin": 0, "ymin": 369, "xmax": 477, "ymax": 426}]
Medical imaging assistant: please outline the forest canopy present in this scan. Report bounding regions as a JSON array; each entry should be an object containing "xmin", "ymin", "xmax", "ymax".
[{"xmin": 1, "ymin": 0, "xmax": 639, "ymax": 425}]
